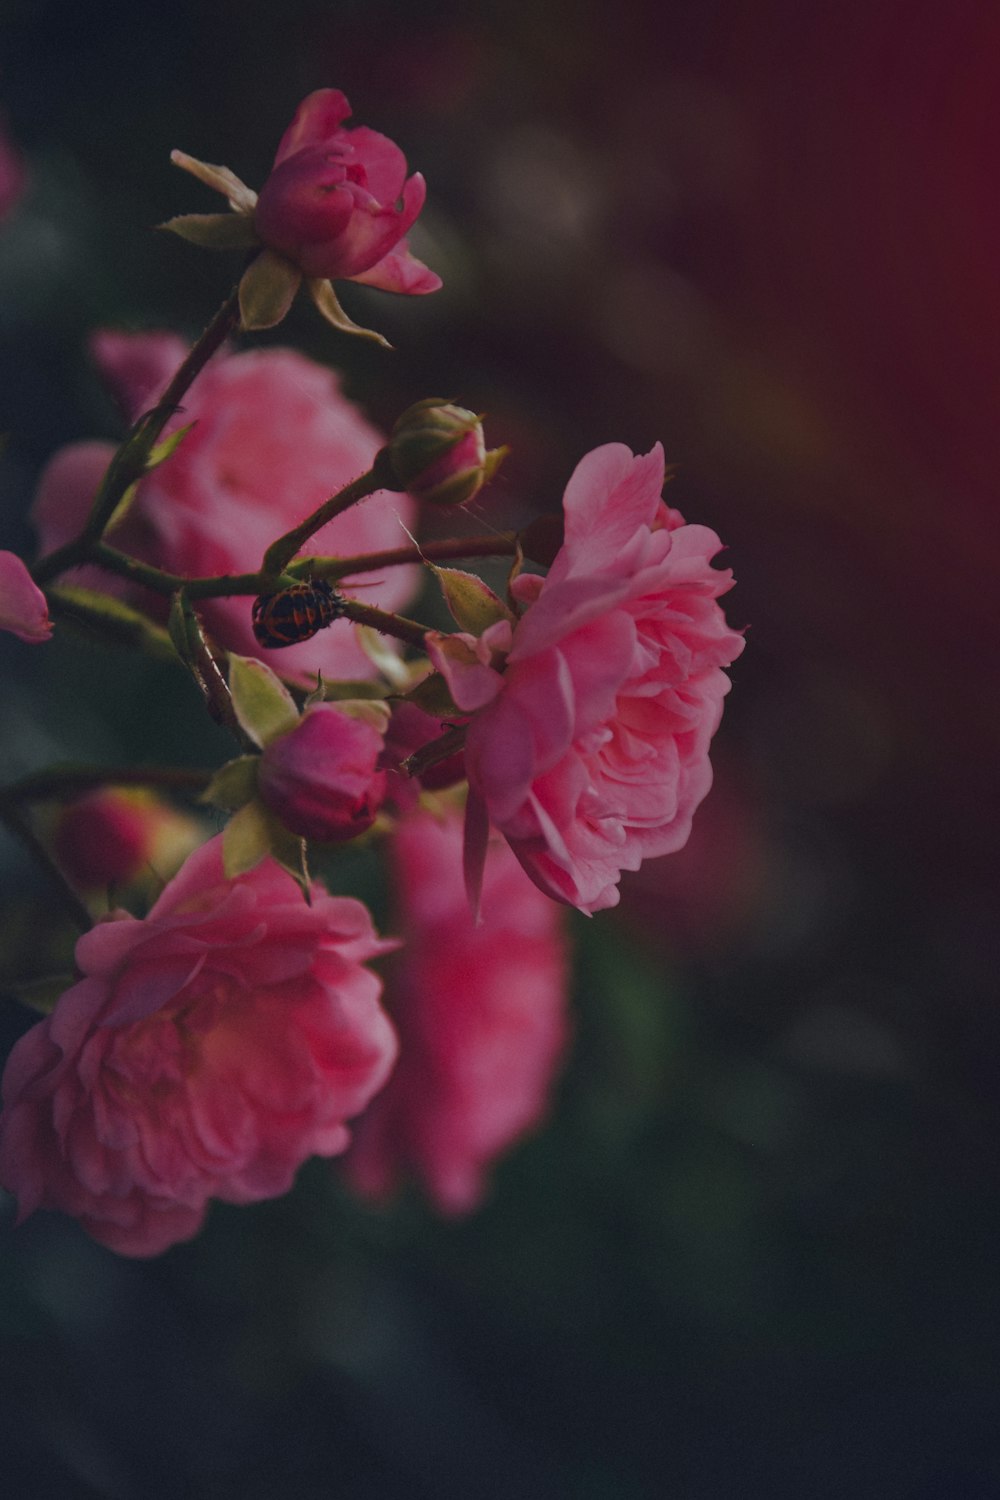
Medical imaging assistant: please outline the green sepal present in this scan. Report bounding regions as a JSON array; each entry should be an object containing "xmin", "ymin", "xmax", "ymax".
[
  {"xmin": 238, "ymin": 250, "xmax": 302, "ymax": 332},
  {"xmin": 307, "ymin": 278, "xmax": 392, "ymax": 349},
  {"xmin": 432, "ymin": 565, "xmax": 514, "ymax": 635},
  {"xmin": 159, "ymin": 212, "xmax": 259, "ymax": 250},
  {"xmin": 402, "ymin": 670, "xmax": 462, "ymax": 718},
  {"xmin": 200, "ymin": 755, "xmax": 259, "ymax": 812},
  {"xmin": 223, "ymin": 799, "xmax": 311, "ymax": 898},
  {"xmin": 312, "ymin": 676, "xmax": 399, "ymax": 703},
  {"xmin": 227, "ymin": 654, "xmax": 300, "ymax": 748},
  {"xmin": 354, "ymin": 624, "xmax": 412, "ymax": 689},
  {"xmin": 49, "ymin": 586, "xmax": 175, "ymax": 659},
  {"xmin": 146, "ymin": 422, "xmax": 196, "ymax": 473},
  {"xmin": 169, "ymin": 151, "xmax": 258, "ymax": 213},
  {"xmin": 100, "ymin": 426, "xmax": 193, "ymax": 536},
  {"xmin": 86, "ymin": 408, "xmax": 170, "ymax": 534},
  {"xmin": 330, "ymin": 698, "xmax": 391, "ymax": 733}
]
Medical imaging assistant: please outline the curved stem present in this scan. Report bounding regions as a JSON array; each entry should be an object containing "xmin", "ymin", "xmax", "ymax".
[
  {"xmin": 262, "ymin": 466, "xmax": 385, "ymax": 580},
  {"xmin": 33, "ymin": 289, "xmax": 241, "ymax": 587},
  {"xmin": 91, "ymin": 545, "xmax": 266, "ymax": 599},
  {"xmin": 337, "ymin": 598, "xmax": 427, "ymax": 648},
  {"xmin": 154, "ymin": 289, "xmax": 240, "ymax": 421},
  {"xmin": 294, "ymin": 532, "xmax": 518, "ymax": 582}
]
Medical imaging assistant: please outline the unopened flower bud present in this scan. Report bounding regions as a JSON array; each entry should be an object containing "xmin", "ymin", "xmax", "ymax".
[
  {"xmin": 54, "ymin": 789, "xmax": 201, "ymax": 890},
  {"xmin": 257, "ymin": 703, "xmax": 387, "ymax": 843},
  {"xmin": 0, "ymin": 551, "xmax": 51, "ymax": 644},
  {"xmin": 388, "ymin": 399, "xmax": 505, "ymax": 508}
]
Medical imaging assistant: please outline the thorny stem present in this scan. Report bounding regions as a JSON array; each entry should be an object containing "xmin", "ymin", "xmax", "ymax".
[
  {"xmin": 32, "ymin": 288, "xmax": 241, "ymax": 587},
  {"xmin": 337, "ymin": 597, "xmax": 428, "ymax": 648},
  {"xmin": 261, "ymin": 466, "xmax": 385, "ymax": 580}
]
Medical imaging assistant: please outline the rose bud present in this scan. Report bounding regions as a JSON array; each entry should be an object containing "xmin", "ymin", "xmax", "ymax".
[
  {"xmin": 257, "ymin": 703, "xmax": 387, "ymax": 843},
  {"xmin": 53, "ymin": 789, "xmax": 202, "ymax": 891},
  {"xmin": 388, "ymin": 398, "xmax": 506, "ymax": 508},
  {"xmin": 0, "ymin": 550, "xmax": 51, "ymax": 643},
  {"xmin": 253, "ymin": 89, "xmax": 440, "ymax": 292}
]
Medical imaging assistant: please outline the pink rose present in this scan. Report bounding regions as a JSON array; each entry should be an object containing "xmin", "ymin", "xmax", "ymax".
[
  {"xmin": 32, "ymin": 331, "xmax": 421, "ymax": 681},
  {"xmin": 0, "ymin": 835, "xmax": 398, "ymax": 1256},
  {"xmin": 258, "ymin": 703, "xmax": 387, "ymax": 842},
  {"xmin": 346, "ymin": 808, "xmax": 569, "ymax": 1215},
  {"xmin": 428, "ymin": 443, "xmax": 745, "ymax": 914},
  {"xmin": 0, "ymin": 550, "xmax": 51, "ymax": 642},
  {"xmin": 253, "ymin": 89, "xmax": 440, "ymax": 293}
]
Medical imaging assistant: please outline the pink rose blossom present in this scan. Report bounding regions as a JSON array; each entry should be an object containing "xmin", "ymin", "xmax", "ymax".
[
  {"xmin": 0, "ymin": 835, "xmax": 398, "ymax": 1256},
  {"xmin": 428, "ymin": 443, "xmax": 744, "ymax": 914},
  {"xmin": 32, "ymin": 332, "xmax": 420, "ymax": 681},
  {"xmin": 253, "ymin": 89, "xmax": 440, "ymax": 293},
  {"xmin": 0, "ymin": 550, "xmax": 51, "ymax": 642},
  {"xmin": 258, "ymin": 703, "xmax": 387, "ymax": 842},
  {"xmin": 346, "ymin": 808, "xmax": 569, "ymax": 1215}
]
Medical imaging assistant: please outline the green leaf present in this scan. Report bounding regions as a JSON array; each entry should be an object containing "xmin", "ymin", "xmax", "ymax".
[
  {"xmin": 306, "ymin": 278, "xmax": 392, "ymax": 349},
  {"xmin": 159, "ymin": 212, "xmax": 259, "ymax": 250},
  {"xmin": 228, "ymin": 654, "xmax": 299, "ymax": 748},
  {"xmin": 431, "ymin": 565, "xmax": 514, "ymax": 635},
  {"xmin": 200, "ymin": 755, "xmax": 259, "ymax": 812},
  {"xmin": 238, "ymin": 250, "xmax": 301, "ymax": 331}
]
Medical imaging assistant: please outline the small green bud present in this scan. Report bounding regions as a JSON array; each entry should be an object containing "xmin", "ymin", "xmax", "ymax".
[{"xmin": 388, "ymin": 399, "xmax": 506, "ymax": 508}]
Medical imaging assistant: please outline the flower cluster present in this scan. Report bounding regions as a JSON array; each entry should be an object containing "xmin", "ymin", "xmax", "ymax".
[{"xmin": 0, "ymin": 86, "xmax": 743, "ymax": 1257}]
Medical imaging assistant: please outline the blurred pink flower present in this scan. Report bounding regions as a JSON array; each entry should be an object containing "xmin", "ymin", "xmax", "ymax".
[
  {"xmin": 0, "ymin": 835, "xmax": 398, "ymax": 1256},
  {"xmin": 32, "ymin": 332, "xmax": 420, "ymax": 680},
  {"xmin": 258, "ymin": 703, "xmax": 387, "ymax": 842},
  {"xmin": 53, "ymin": 788, "xmax": 202, "ymax": 891},
  {"xmin": 346, "ymin": 808, "xmax": 569, "ymax": 1215},
  {"xmin": 254, "ymin": 89, "xmax": 440, "ymax": 293},
  {"xmin": 0, "ymin": 550, "xmax": 51, "ymax": 642},
  {"xmin": 428, "ymin": 443, "xmax": 744, "ymax": 913}
]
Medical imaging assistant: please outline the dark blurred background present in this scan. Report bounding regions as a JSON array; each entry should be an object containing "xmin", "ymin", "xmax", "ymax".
[{"xmin": 2, "ymin": 0, "xmax": 1000, "ymax": 1495}]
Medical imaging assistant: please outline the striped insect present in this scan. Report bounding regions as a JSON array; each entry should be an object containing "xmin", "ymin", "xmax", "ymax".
[{"xmin": 251, "ymin": 579, "xmax": 346, "ymax": 649}]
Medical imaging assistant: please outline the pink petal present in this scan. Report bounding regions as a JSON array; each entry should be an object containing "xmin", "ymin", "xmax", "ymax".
[
  {"xmin": 272, "ymin": 90, "xmax": 354, "ymax": 166},
  {"xmin": 0, "ymin": 550, "xmax": 51, "ymax": 643}
]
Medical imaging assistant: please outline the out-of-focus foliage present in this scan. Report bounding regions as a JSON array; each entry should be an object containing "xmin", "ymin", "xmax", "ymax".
[{"xmin": 2, "ymin": 0, "xmax": 999, "ymax": 1495}]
